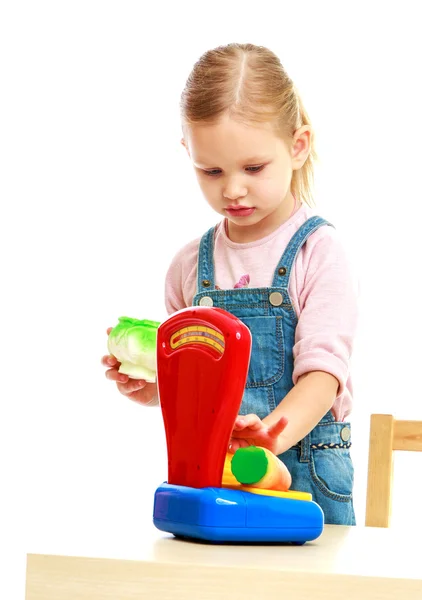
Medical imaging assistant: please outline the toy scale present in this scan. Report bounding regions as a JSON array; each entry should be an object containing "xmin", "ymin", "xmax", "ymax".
[{"xmin": 152, "ymin": 306, "xmax": 324, "ymax": 543}]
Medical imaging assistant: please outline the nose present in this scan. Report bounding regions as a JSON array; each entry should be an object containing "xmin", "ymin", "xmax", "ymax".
[{"xmin": 223, "ymin": 177, "xmax": 248, "ymax": 201}]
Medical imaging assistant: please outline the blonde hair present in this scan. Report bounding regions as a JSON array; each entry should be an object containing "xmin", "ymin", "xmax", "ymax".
[{"xmin": 180, "ymin": 43, "xmax": 317, "ymax": 207}]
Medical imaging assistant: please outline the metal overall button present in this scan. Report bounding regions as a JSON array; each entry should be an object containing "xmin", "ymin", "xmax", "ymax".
[
  {"xmin": 199, "ymin": 296, "xmax": 214, "ymax": 307},
  {"xmin": 269, "ymin": 291, "xmax": 283, "ymax": 306},
  {"xmin": 340, "ymin": 426, "xmax": 351, "ymax": 442}
]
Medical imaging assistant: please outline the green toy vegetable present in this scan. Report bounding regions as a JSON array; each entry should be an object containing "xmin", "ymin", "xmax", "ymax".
[{"xmin": 107, "ymin": 317, "xmax": 160, "ymax": 382}]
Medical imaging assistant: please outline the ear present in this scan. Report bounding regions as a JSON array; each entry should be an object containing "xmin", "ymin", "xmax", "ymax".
[
  {"xmin": 181, "ymin": 137, "xmax": 191, "ymax": 157},
  {"xmin": 291, "ymin": 126, "xmax": 311, "ymax": 170}
]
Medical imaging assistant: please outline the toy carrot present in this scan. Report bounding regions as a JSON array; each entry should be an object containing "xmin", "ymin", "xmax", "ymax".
[{"xmin": 230, "ymin": 446, "xmax": 292, "ymax": 492}]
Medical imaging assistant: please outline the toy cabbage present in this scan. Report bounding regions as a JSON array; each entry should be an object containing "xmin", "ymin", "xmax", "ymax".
[{"xmin": 107, "ymin": 316, "xmax": 160, "ymax": 382}]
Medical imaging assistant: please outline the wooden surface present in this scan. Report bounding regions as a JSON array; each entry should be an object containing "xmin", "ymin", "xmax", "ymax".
[{"xmin": 26, "ymin": 524, "xmax": 422, "ymax": 599}]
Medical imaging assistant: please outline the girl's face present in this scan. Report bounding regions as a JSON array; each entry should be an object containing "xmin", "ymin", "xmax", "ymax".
[{"xmin": 183, "ymin": 115, "xmax": 310, "ymax": 243}]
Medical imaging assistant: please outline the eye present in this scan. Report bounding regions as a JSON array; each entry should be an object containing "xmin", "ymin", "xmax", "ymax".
[
  {"xmin": 246, "ymin": 165, "xmax": 265, "ymax": 173},
  {"xmin": 201, "ymin": 164, "xmax": 266, "ymax": 176},
  {"xmin": 203, "ymin": 169, "xmax": 222, "ymax": 177}
]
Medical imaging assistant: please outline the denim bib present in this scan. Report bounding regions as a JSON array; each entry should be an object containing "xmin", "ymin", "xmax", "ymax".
[{"xmin": 192, "ymin": 216, "xmax": 356, "ymax": 525}]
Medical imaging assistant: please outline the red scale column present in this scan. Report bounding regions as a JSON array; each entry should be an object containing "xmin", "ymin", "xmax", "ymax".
[{"xmin": 156, "ymin": 307, "xmax": 251, "ymax": 489}]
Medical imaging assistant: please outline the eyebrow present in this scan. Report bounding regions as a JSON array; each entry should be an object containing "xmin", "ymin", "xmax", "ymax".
[{"xmin": 195, "ymin": 156, "xmax": 271, "ymax": 167}]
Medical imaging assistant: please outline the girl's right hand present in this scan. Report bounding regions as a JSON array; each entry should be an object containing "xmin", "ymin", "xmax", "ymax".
[{"xmin": 102, "ymin": 327, "xmax": 159, "ymax": 406}]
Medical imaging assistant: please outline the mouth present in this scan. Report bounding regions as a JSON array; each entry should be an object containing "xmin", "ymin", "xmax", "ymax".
[{"xmin": 225, "ymin": 206, "xmax": 256, "ymax": 218}]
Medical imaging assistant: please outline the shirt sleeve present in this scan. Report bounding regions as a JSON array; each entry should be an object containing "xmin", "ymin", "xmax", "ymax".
[
  {"xmin": 164, "ymin": 238, "xmax": 200, "ymax": 315},
  {"xmin": 292, "ymin": 227, "xmax": 359, "ymax": 398},
  {"xmin": 164, "ymin": 251, "xmax": 187, "ymax": 315}
]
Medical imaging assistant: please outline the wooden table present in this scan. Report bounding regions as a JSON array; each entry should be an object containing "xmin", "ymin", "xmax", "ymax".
[{"xmin": 26, "ymin": 524, "xmax": 422, "ymax": 599}]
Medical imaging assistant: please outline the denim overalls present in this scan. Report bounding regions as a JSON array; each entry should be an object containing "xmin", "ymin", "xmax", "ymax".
[{"xmin": 193, "ymin": 216, "xmax": 356, "ymax": 525}]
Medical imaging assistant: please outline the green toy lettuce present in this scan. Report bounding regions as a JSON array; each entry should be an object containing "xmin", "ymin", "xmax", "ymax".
[{"xmin": 107, "ymin": 317, "xmax": 160, "ymax": 382}]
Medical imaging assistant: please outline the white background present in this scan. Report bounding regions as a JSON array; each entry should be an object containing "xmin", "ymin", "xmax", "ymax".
[{"xmin": 2, "ymin": 1, "xmax": 422, "ymax": 597}]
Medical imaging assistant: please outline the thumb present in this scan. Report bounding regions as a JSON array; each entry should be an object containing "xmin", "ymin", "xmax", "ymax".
[{"xmin": 268, "ymin": 415, "xmax": 288, "ymax": 437}]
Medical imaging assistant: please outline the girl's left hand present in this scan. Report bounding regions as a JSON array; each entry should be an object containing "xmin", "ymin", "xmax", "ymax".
[{"xmin": 229, "ymin": 414, "xmax": 288, "ymax": 455}]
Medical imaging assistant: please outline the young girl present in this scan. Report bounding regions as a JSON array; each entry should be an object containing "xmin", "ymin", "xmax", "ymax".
[{"xmin": 102, "ymin": 43, "xmax": 358, "ymax": 525}]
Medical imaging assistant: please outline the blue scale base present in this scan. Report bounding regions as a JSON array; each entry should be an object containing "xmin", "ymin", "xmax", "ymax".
[{"xmin": 153, "ymin": 483, "xmax": 324, "ymax": 544}]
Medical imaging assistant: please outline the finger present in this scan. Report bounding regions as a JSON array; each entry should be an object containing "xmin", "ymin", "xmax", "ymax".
[
  {"xmin": 232, "ymin": 419, "xmax": 244, "ymax": 431},
  {"xmin": 228, "ymin": 439, "xmax": 241, "ymax": 454},
  {"xmin": 233, "ymin": 414, "xmax": 261, "ymax": 431},
  {"xmin": 230, "ymin": 438, "xmax": 250, "ymax": 452},
  {"xmin": 228, "ymin": 441, "xmax": 237, "ymax": 454},
  {"xmin": 106, "ymin": 327, "xmax": 113, "ymax": 335},
  {"xmin": 229, "ymin": 435, "xmax": 251, "ymax": 452},
  {"xmin": 117, "ymin": 379, "xmax": 147, "ymax": 394},
  {"xmin": 268, "ymin": 415, "xmax": 289, "ymax": 437},
  {"xmin": 101, "ymin": 355, "xmax": 118, "ymax": 368},
  {"xmin": 105, "ymin": 368, "xmax": 129, "ymax": 383}
]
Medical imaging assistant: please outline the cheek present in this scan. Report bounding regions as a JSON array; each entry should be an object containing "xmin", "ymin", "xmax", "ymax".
[
  {"xmin": 253, "ymin": 178, "xmax": 282, "ymax": 200},
  {"xmin": 258, "ymin": 171, "xmax": 290, "ymax": 199},
  {"xmin": 196, "ymin": 177, "xmax": 220, "ymax": 203},
  {"xmin": 198, "ymin": 177, "xmax": 218, "ymax": 194}
]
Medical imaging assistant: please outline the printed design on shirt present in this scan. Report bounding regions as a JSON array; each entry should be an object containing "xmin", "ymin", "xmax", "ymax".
[
  {"xmin": 234, "ymin": 274, "xmax": 250, "ymax": 288},
  {"xmin": 170, "ymin": 325, "xmax": 225, "ymax": 354},
  {"xmin": 215, "ymin": 274, "xmax": 250, "ymax": 291}
]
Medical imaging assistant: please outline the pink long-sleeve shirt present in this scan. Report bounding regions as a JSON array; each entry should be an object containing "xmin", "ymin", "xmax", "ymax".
[{"xmin": 164, "ymin": 203, "xmax": 358, "ymax": 421}]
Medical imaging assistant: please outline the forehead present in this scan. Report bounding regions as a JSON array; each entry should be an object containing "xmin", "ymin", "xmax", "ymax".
[{"xmin": 185, "ymin": 116, "xmax": 283, "ymax": 166}]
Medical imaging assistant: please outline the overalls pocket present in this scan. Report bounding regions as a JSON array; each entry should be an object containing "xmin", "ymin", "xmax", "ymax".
[
  {"xmin": 309, "ymin": 446, "xmax": 354, "ymax": 501},
  {"xmin": 240, "ymin": 316, "xmax": 285, "ymax": 387},
  {"xmin": 308, "ymin": 444, "xmax": 356, "ymax": 525}
]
